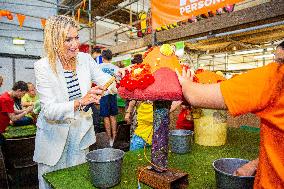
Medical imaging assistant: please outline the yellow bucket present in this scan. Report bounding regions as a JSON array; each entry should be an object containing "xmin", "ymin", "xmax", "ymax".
[{"xmin": 193, "ymin": 108, "xmax": 227, "ymax": 146}]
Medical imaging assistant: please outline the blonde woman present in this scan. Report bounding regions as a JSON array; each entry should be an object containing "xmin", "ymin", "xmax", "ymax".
[{"xmin": 33, "ymin": 15, "xmax": 113, "ymax": 189}]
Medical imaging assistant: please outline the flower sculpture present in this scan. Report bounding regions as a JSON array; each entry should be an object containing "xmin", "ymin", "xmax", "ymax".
[{"xmin": 119, "ymin": 45, "xmax": 183, "ymax": 172}]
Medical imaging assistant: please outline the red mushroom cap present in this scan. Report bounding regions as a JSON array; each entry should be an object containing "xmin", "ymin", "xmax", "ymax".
[{"xmin": 118, "ymin": 67, "xmax": 182, "ymax": 101}]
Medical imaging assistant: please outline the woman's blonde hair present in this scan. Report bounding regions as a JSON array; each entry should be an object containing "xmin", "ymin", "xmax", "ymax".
[{"xmin": 44, "ymin": 15, "xmax": 78, "ymax": 73}]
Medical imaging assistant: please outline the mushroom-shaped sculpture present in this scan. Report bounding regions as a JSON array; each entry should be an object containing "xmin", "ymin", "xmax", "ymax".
[{"xmin": 118, "ymin": 45, "xmax": 183, "ymax": 172}]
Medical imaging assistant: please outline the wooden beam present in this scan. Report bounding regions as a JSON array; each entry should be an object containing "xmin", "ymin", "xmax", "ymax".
[
  {"xmin": 185, "ymin": 24, "xmax": 284, "ymax": 53},
  {"xmin": 111, "ymin": 35, "xmax": 152, "ymax": 54},
  {"xmin": 194, "ymin": 24, "xmax": 284, "ymax": 45},
  {"xmin": 109, "ymin": 0, "xmax": 284, "ymax": 54}
]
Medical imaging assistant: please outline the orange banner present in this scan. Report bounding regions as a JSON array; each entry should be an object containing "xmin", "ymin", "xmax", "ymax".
[
  {"xmin": 16, "ymin": 14, "xmax": 25, "ymax": 28},
  {"xmin": 151, "ymin": 0, "xmax": 244, "ymax": 29},
  {"xmin": 41, "ymin": 19, "xmax": 46, "ymax": 28}
]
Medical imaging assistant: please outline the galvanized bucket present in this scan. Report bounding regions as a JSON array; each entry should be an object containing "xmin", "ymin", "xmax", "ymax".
[
  {"xmin": 86, "ymin": 148, "xmax": 125, "ymax": 188},
  {"xmin": 212, "ymin": 158, "xmax": 255, "ymax": 189},
  {"xmin": 169, "ymin": 130, "xmax": 194, "ymax": 154}
]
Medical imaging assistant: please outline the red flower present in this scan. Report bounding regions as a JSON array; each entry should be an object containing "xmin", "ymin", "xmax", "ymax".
[
  {"xmin": 119, "ymin": 63, "xmax": 155, "ymax": 91},
  {"xmin": 195, "ymin": 69, "xmax": 204, "ymax": 74},
  {"xmin": 119, "ymin": 74, "xmax": 130, "ymax": 87},
  {"xmin": 144, "ymin": 74, "xmax": 155, "ymax": 84},
  {"xmin": 138, "ymin": 79, "xmax": 147, "ymax": 89},
  {"xmin": 138, "ymin": 74, "xmax": 154, "ymax": 89},
  {"xmin": 127, "ymin": 79, "xmax": 139, "ymax": 91},
  {"xmin": 193, "ymin": 75, "xmax": 199, "ymax": 83}
]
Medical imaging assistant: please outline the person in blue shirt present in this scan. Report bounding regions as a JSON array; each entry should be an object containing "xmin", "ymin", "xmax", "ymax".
[
  {"xmin": 99, "ymin": 50, "xmax": 119, "ymax": 147},
  {"xmin": 92, "ymin": 47, "xmax": 103, "ymax": 64}
]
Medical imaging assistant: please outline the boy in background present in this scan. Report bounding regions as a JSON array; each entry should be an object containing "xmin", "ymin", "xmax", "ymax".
[
  {"xmin": 21, "ymin": 82, "xmax": 39, "ymax": 123},
  {"xmin": 0, "ymin": 81, "xmax": 33, "ymax": 134},
  {"xmin": 99, "ymin": 50, "xmax": 119, "ymax": 147},
  {"xmin": 92, "ymin": 47, "xmax": 103, "ymax": 64}
]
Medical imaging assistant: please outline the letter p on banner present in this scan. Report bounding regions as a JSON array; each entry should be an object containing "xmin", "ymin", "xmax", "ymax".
[{"xmin": 151, "ymin": 0, "xmax": 244, "ymax": 30}]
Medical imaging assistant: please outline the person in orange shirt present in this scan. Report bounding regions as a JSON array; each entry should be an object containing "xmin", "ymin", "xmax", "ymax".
[{"xmin": 176, "ymin": 41, "xmax": 284, "ymax": 189}]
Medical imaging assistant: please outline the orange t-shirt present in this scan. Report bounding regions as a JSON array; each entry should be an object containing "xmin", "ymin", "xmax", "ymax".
[{"xmin": 220, "ymin": 62, "xmax": 284, "ymax": 189}]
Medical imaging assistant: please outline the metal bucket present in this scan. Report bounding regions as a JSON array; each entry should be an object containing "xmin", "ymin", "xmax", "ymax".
[
  {"xmin": 169, "ymin": 130, "xmax": 194, "ymax": 154},
  {"xmin": 86, "ymin": 148, "xmax": 125, "ymax": 188},
  {"xmin": 212, "ymin": 158, "xmax": 255, "ymax": 189}
]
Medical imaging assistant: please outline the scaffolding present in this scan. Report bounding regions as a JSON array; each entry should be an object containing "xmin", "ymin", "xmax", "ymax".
[
  {"xmin": 60, "ymin": 0, "xmax": 151, "ymax": 48},
  {"xmin": 1, "ymin": 0, "xmax": 151, "ymax": 50}
]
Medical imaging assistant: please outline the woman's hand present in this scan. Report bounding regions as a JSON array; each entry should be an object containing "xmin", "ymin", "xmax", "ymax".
[{"xmin": 81, "ymin": 86, "xmax": 104, "ymax": 106}]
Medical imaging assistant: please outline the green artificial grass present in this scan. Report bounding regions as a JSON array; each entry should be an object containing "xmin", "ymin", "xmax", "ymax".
[
  {"xmin": 44, "ymin": 128, "xmax": 260, "ymax": 189},
  {"xmin": 3, "ymin": 112, "xmax": 125, "ymax": 139},
  {"xmin": 3, "ymin": 125, "xmax": 37, "ymax": 139}
]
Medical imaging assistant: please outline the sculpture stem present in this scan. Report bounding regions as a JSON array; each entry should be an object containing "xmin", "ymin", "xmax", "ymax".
[{"xmin": 151, "ymin": 101, "xmax": 171, "ymax": 172}]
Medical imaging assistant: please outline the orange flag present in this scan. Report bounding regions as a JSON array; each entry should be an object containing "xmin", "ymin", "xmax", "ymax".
[
  {"xmin": 83, "ymin": 0, "xmax": 86, "ymax": 10},
  {"xmin": 16, "ymin": 14, "xmax": 25, "ymax": 28},
  {"xmin": 41, "ymin": 19, "xmax": 46, "ymax": 28},
  {"xmin": 77, "ymin": 8, "xmax": 81, "ymax": 22},
  {"xmin": 151, "ymin": 0, "xmax": 244, "ymax": 29}
]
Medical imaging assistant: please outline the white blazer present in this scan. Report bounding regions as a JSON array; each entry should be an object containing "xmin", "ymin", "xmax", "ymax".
[{"xmin": 33, "ymin": 52, "xmax": 110, "ymax": 166}]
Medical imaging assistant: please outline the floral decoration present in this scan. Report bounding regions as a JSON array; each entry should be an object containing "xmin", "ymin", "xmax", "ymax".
[
  {"xmin": 160, "ymin": 44, "xmax": 174, "ymax": 56},
  {"xmin": 119, "ymin": 63, "xmax": 155, "ymax": 91},
  {"xmin": 143, "ymin": 47, "xmax": 154, "ymax": 59},
  {"xmin": 193, "ymin": 68, "xmax": 204, "ymax": 82}
]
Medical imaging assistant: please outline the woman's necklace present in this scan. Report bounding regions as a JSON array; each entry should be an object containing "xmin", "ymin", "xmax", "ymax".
[{"xmin": 61, "ymin": 57, "xmax": 77, "ymax": 79}]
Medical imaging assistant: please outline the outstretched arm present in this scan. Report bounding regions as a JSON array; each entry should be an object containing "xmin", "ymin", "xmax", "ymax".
[{"xmin": 176, "ymin": 68, "xmax": 227, "ymax": 110}]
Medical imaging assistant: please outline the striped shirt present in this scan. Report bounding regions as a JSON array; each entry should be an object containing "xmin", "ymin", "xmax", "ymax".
[{"xmin": 63, "ymin": 70, "xmax": 82, "ymax": 101}]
